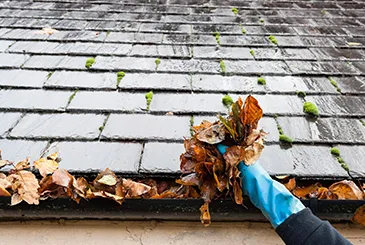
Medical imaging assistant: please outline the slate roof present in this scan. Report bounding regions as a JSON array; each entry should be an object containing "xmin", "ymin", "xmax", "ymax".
[{"xmin": 0, "ymin": 0, "xmax": 364, "ymax": 179}]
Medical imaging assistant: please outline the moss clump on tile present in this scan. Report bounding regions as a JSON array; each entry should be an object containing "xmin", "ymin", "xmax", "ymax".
[
  {"xmin": 257, "ymin": 77, "xmax": 266, "ymax": 85},
  {"xmin": 232, "ymin": 7, "xmax": 238, "ymax": 15},
  {"xmin": 249, "ymin": 49, "xmax": 255, "ymax": 57},
  {"xmin": 259, "ymin": 18, "xmax": 265, "ymax": 23},
  {"xmin": 330, "ymin": 147, "xmax": 340, "ymax": 157},
  {"xmin": 277, "ymin": 125, "xmax": 284, "ymax": 135},
  {"xmin": 222, "ymin": 95, "xmax": 233, "ymax": 108},
  {"xmin": 213, "ymin": 32, "xmax": 221, "ymax": 45},
  {"xmin": 85, "ymin": 58, "xmax": 95, "ymax": 69},
  {"xmin": 220, "ymin": 60, "xmax": 226, "ymax": 74},
  {"xmin": 98, "ymin": 126, "xmax": 105, "ymax": 132},
  {"xmin": 360, "ymin": 119, "xmax": 365, "ymax": 126},
  {"xmin": 145, "ymin": 91, "xmax": 153, "ymax": 111},
  {"xmin": 321, "ymin": 9, "xmax": 327, "ymax": 15},
  {"xmin": 268, "ymin": 35, "xmax": 278, "ymax": 45},
  {"xmin": 116, "ymin": 71, "xmax": 125, "ymax": 86},
  {"xmin": 47, "ymin": 71, "xmax": 54, "ymax": 80},
  {"xmin": 241, "ymin": 27, "xmax": 246, "ymax": 34},
  {"xmin": 67, "ymin": 90, "xmax": 78, "ymax": 105},
  {"xmin": 337, "ymin": 157, "xmax": 349, "ymax": 171},
  {"xmin": 303, "ymin": 102, "xmax": 319, "ymax": 117},
  {"xmin": 155, "ymin": 58, "xmax": 161, "ymax": 70},
  {"xmin": 328, "ymin": 77, "xmax": 341, "ymax": 93},
  {"xmin": 296, "ymin": 91, "xmax": 306, "ymax": 98},
  {"xmin": 279, "ymin": 134, "xmax": 293, "ymax": 144}
]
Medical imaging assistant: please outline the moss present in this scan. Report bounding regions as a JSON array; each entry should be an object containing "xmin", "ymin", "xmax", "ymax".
[
  {"xmin": 268, "ymin": 35, "xmax": 278, "ymax": 45},
  {"xmin": 116, "ymin": 71, "xmax": 125, "ymax": 87},
  {"xmin": 213, "ymin": 32, "xmax": 221, "ymax": 45},
  {"xmin": 145, "ymin": 91, "xmax": 153, "ymax": 111},
  {"xmin": 222, "ymin": 95, "xmax": 233, "ymax": 108},
  {"xmin": 296, "ymin": 91, "xmax": 306, "ymax": 98},
  {"xmin": 330, "ymin": 147, "xmax": 340, "ymax": 157},
  {"xmin": 220, "ymin": 60, "xmax": 226, "ymax": 74},
  {"xmin": 277, "ymin": 125, "xmax": 284, "ymax": 135},
  {"xmin": 328, "ymin": 77, "xmax": 341, "ymax": 93},
  {"xmin": 155, "ymin": 58, "xmax": 161, "ymax": 70},
  {"xmin": 98, "ymin": 126, "xmax": 105, "ymax": 132},
  {"xmin": 279, "ymin": 134, "xmax": 293, "ymax": 144},
  {"xmin": 241, "ymin": 27, "xmax": 246, "ymax": 34},
  {"xmin": 190, "ymin": 115, "xmax": 194, "ymax": 136},
  {"xmin": 360, "ymin": 119, "xmax": 365, "ymax": 126},
  {"xmin": 259, "ymin": 18, "xmax": 265, "ymax": 23},
  {"xmin": 339, "ymin": 161, "xmax": 349, "ymax": 172},
  {"xmin": 337, "ymin": 157, "xmax": 345, "ymax": 164},
  {"xmin": 257, "ymin": 77, "xmax": 266, "ymax": 85},
  {"xmin": 47, "ymin": 71, "xmax": 54, "ymax": 80},
  {"xmin": 85, "ymin": 58, "xmax": 95, "ymax": 69},
  {"xmin": 106, "ymin": 30, "xmax": 111, "ymax": 36},
  {"xmin": 232, "ymin": 7, "xmax": 238, "ymax": 15},
  {"xmin": 67, "ymin": 90, "xmax": 78, "ymax": 105},
  {"xmin": 303, "ymin": 102, "xmax": 319, "ymax": 117},
  {"xmin": 273, "ymin": 114, "xmax": 278, "ymax": 119},
  {"xmin": 249, "ymin": 49, "xmax": 255, "ymax": 57},
  {"xmin": 321, "ymin": 9, "xmax": 327, "ymax": 15}
]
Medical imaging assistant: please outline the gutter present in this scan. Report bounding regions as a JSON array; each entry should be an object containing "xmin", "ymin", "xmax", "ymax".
[{"xmin": 0, "ymin": 197, "xmax": 363, "ymax": 222}]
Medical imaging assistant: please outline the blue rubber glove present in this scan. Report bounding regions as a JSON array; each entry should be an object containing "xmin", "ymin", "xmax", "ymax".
[{"xmin": 217, "ymin": 144, "xmax": 305, "ymax": 228}]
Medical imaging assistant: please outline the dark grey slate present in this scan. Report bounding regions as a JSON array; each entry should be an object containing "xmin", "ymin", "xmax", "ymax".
[
  {"xmin": 337, "ymin": 145, "xmax": 365, "ymax": 178},
  {"xmin": 102, "ymin": 114, "xmax": 190, "ymax": 141},
  {"xmin": 1, "ymin": 28, "xmax": 49, "ymax": 40},
  {"xmin": 130, "ymin": 44, "xmax": 191, "ymax": 58},
  {"xmin": 158, "ymin": 59, "xmax": 219, "ymax": 73},
  {"xmin": 93, "ymin": 56, "xmax": 156, "ymax": 71},
  {"xmin": 48, "ymin": 31, "xmax": 107, "ymax": 42},
  {"xmin": 193, "ymin": 46, "xmax": 253, "ymax": 59},
  {"xmin": 246, "ymin": 95, "xmax": 303, "ymax": 115},
  {"xmin": 0, "ymin": 112, "xmax": 22, "ymax": 137},
  {"xmin": 140, "ymin": 142, "xmax": 184, "ymax": 173},
  {"xmin": 225, "ymin": 60, "xmax": 291, "ymax": 75},
  {"xmin": 0, "ymin": 53, "xmax": 29, "ymax": 68},
  {"xmin": 0, "ymin": 70, "xmax": 48, "ymax": 88},
  {"xmin": 0, "ymin": 90, "xmax": 70, "ymax": 111},
  {"xmin": 105, "ymin": 32, "xmax": 163, "ymax": 44},
  {"xmin": 44, "ymin": 141, "xmax": 143, "ymax": 173},
  {"xmin": 0, "ymin": 40, "xmax": 13, "ymax": 52},
  {"xmin": 10, "ymin": 113, "xmax": 106, "ymax": 139},
  {"xmin": 68, "ymin": 91, "xmax": 146, "ymax": 112},
  {"xmin": 0, "ymin": 139, "xmax": 48, "ymax": 162},
  {"xmin": 45, "ymin": 71, "xmax": 116, "ymax": 89},
  {"xmin": 259, "ymin": 144, "xmax": 295, "ymax": 175},
  {"xmin": 252, "ymin": 48, "xmax": 316, "ymax": 60},
  {"xmin": 286, "ymin": 61, "xmax": 360, "ymax": 75},
  {"xmin": 258, "ymin": 117, "xmax": 280, "ymax": 143},
  {"xmin": 335, "ymin": 77, "xmax": 365, "ymax": 93},
  {"xmin": 8, "ymin": 41, "xmax": 60, "ymax": 54}
]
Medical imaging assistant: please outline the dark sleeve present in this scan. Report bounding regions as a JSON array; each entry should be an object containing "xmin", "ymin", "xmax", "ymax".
[{"xmin": 275, "ymin": 208, "xmax": 352, "ymax": 245}]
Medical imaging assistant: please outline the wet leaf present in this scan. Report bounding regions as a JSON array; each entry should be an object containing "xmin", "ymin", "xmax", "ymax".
[
  {"xmin": 317, "ymin": 187, "xmax": 330, "ymax": 199},
  {"xmin": 292, "ymin": 183, "xmax": 320, "ymax": 198},
  {"xmin": 0, "ymin": 186, "xmax": 10, "ymax": 196},
  {"xmin": 34, "ymin": 156, "xmax": 59, "ymax": 177},
  {"xmin": 223, "ymin": 146, "xmax": 243, "ymax": 167},
  {"xmin": 52, "ymin": 169, "xmax": 73, "ymax": 188},
  {"xmin": 97, "ymin": 175, "xmax": 117, "ymax": 186},
  {"xmin": 9, "ymin": 170, "xmax": 40, "ymax": 205},
  {"xmin": 73, "ymin": 177, "xmax": 89, "ymax": 199},
  {"xmin": 233, "ymin": 179, "xmax": 243, "ymax": 205},
  {"xmin": 15, "ymin": 158, "xmax": 30, "ymax": 170},
  {"xmin": 200, "ymin": 178, "xmax": 216, "ymax": 203},
  {"xmin": 196, "ymin": 124, "xmax": 225, "ymax": 144},
  {"xmin": 219, "ymin": 116, "xmax": 236, "ymax": 139},
  {"xmin": 122, "ymin": 178, "xmax": 151, "ymax": 197},
  {"xmin": 93, "ymin": 168, "xmax": 118, "ymax": 192},
  {"xmin": 329, "ymin": 180, "xmax": 363, "ymax": 200},
  {"xmin": 192, "ymin": 144, "xmax": 207, "ymax": 162},
  {"xmin": 284, "ymin": 178, "xmax": 296, "ymax": 192},
  {"xmin": 242, "ymin": 140, "xmax": 264, "ymax": 166},
  {"xmin": 200, "ymin": 202, "xmax": 211, "ymax": 227},
  {"xmin": 352, "ymin": 205, "xmax": 365, "ymax": 226},
  {"xmin": 241, "ymin": 95, "xmax": 263, "ymax": 129},
  {"xmin": 176, "ymin": 173, "xmax": 200, "ymax": 186}
]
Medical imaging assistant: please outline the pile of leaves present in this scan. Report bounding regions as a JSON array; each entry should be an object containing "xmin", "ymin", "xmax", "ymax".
[{"xmin": 178, "ymin": 96, "xmax": 266, "ymax": 226}]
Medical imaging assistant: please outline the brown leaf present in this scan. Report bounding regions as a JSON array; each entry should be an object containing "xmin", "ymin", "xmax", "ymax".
[
  {"xmin": 242, "ymin": 139, "xmax": 264, "ymax": 166},
  {"xmin": 97, "ymin": 175, "xmax": 117, "ymax": 186},
  {"xmin": 193, "ymin": 120, "xmax": 212, "ymax": 134},
  {"xmin": 0, "ymin": 160, "xmax": 11, "ymax": 168},
  {"xmin": 73, "ymin": 177, "xmax": 89, "ymax": 199},
  {"xmin": 200, "ymin": 178, "xmax": 216, "ymax": 203},
  {"xmin": 241, "ymin": 95, "xmax": 263, "ymax": 130},
  {"xmin": 37, "ymin": 27, "xmax": 59, "ymax": 35},
  {"xmin": 196, "ymin": 124, "xmax": 225, "ymax": 144},
  {"xmin": 11, "ymin": 193, "xmax": 22, "ymax": 205},
  {"xmin": 292, "ymin": 183, "xmax": 321, "ymax": 198},
  {"xmin": 9, "ymin": 170, "xmax": 40, "ymax": 205},
  {"xmin": 176, "ymin": 173, "xmax": 200, "ymax": 186},
  {"xmin": 0, "ymin": 186, "xmax": 10, "ymax": 196},
  {"xmin": 317, "ymin": 187, "xmax": 330, "ymax": 199},
  {"xmin": 329, "ymin": 180, "xmax": 364, "ymax": 200},
  {"xmin": 284, "ymin": 178, "xmax": 296, "ymax": 192},
  {"xmin": 87, "ymin": 190, "xmax": 124, "ymax": 205},
  {"xmin": 352, "ymin": 205, "xmax": 365, "ymax": 226},
  {"xmin": 93, "ymin": 168, "xmax": 118, "ymax": 192},
  {"xmin": 233, "ymin": 179, "xmax": 243, "ymax": 205},
  {"xmin": 122, "ymin": 178, "xmax": 151, "ymax": 198},
  {"xmin": 180, "ymin": 153, "xmax": 195, "ymax": 174},
  {"xmin": 223, "ymin": 146, "xmax": 243, "ymax": 167},
  {"xmin": 52, "ymin": 169, "xmax": 73, "ymax": 188},
  {"xmin": 34, "ymin": 157, "xmax": 59, "ymax": 177},
  {"xmin": 200, "ymin": 202, "xmax": 211, "ymax": 227},
  {"xmin": 14, "ymin": 158, "xmax": 30, "ymax": 170}
]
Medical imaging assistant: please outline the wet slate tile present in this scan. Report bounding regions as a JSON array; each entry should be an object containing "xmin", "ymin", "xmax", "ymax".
[
  {"xmin": 192, "ymin": 24, "xmax": 241, "ymax": 34},
  {"xmin": 188, "ymin": 34, "xmax": 217, "ymax": 45},
  {"xmin": 57, "ymin": 56, "xmax": 92, "ymax": 70},
  {"xmin": 68, "ymin": 91, "xmax": 146, "ymax": 112},
  {"xmin": 192, "ymin": 75, "xmax": 262, "ymax": 93},
  {"xmin": 310, "ymin": 48, "xmax": 365, "ymax": 60},
  {"xmin": 220, "ymin": 35, "xmax": 271, "ymax": 46},
  {"xmin": 259, "ymin": 144, "xmax": 294, "ymax": 175},
  {"xmin": 193, "ymin": 46, "xmax": 252, "ymax": 59},
  {"xmin": 286, "ymin": 61, "xmax": 360, "ymax": 75},
  {"xmin": 0, "ymin": 53, "xmax": 29, "ymax": 68},
  {"xmin": 0, "ymin": 40, "xmax": 13, "ymax": 52},
  {"xmin": 8, "ymin": 41, "xmax": 60, "ymax": 54},
  {"xmin": 275, "ymin": 36, "xmax": 305, "ymax": 47},
  {"xmin": 301, "ymin": 77, "xmax": 338, "ymax": 93},
  {"xmin": 48, "ymin": 31, "xmax": 106, "ymax": 42},
  {"xmin": 344, "ymin": 27, "xmax": 365, "ymax": 38},
  {"xmin": 306, "ymin": 95, "xmax": 365, "ymax": 116},
  {"xmin": 102, "ymin": 114, "xmax": 190, "ymax": 141},
  {"xmin": 277, "ymin": 117, "xmax": 365, "ymax": 143},
  {"xmin": 44, "ymin": 141, "xmax": 142, "ymax": 173},
  {"xmin": 225, "ymin": 60, "xmax": 291, "ymax": 75},
  {"xmin": 59, "ymin": 42, "xmax": 132, "ymax": 56},
  {"xmin": 253, "ymin": 48, "xmax": 316, "ymax": 60},
  {"xmin": 0, "ymin": 28, "xmax": 11, "ymax": 37},
  {"xmin": 22, "ymin": 55, "xmax": 64, "ymax": 69},
  {"xmin": 258, "ymin": 117, "xmax": 280, "ymax": 143},
  {"xmin": 45, "ymin": 71, "xmax": 116, "ymax": 89},
  {"xmin": 0, "ymin": 90, "xmax": 70, "ymax": 111},
  {"xmin": 335, "ymin": 77, "xmax": 365, "ymax": 93},
  {"xmin": 140, "ymin": 142, "xmax": 184, "ymax": 173},
  {"xmin": 290, "ymin": 145, "xmax": 349, "ymax": 177},
  {"xmin": 264, "ymin": 76, "xmax": 309, "ymax": 92},
  {"xmin": 0, "ymin": 112, "xmax": 22, "ymax": 136},
  {"xmin": 106, "ymin": 32, "xmax": 163, "ymax": 44},
  {"xmin": 93, "ymin": 56, "xmax": 156, "ymax": 71},
  {"xmin": 10, "ymin": 113, "xmax": 106, "ymax": 139},
  {"xmin": 0, "ymin": 139, "xmax": 47, "ymax": 162},
  {"xmin": 336, "ymin": 146, "xmax": 365, "ymax": 178},
  {"xmin": 1, "ymin": 29, "xmax": 50, "ymax": 41},
  {"xmin": 120, "ymin": 73, "xmax": 191, "ymax": 91},
  {"xmin": 351, "ymin": 62, "xmax": 365, "ymax": 74},
  {"xmin": 244, "ymin": 95, "xmax": 303, "ymax": 115},
  {"xmin": 140, "ymin": 23, "xmax": 191, "ymax": 33},
  {"xmin": 158, "ymin": 59, "xmax": 219, "ymax": 73},
  {"xmin": 52, "ymin": 19, "xmax": 88, "ymax": 30},
  {"xmin": 0, "ymin": 70, "xmax": 48, "ymax": 88},
  {"xmin": 150, "ymin": 93, "xmax": 227, "ymax": 114},
  {"xmin": 130, "ymin": 44, "xmax": 191, "ymax": 58},
  {"xmin": 301, "ymin": 37, "xmax": 347, "ymax": 48}
]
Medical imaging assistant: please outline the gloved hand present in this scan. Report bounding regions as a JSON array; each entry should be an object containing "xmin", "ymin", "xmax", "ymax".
[{"xmin": 217, "ymin": 144, "xmax": 305, "ymax": 228}]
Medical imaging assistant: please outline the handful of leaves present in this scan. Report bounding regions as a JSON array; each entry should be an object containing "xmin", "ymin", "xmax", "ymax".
[{"xmin": 178, "ymin": 95, "xmax": 266, "ymax": 226}]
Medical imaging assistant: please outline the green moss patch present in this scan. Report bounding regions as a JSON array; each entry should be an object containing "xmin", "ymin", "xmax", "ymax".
[
  {"xmin": 155, "ymin": 58, "xmax": 161, "ymax": 70},
  {"xmin": 220, "ymin": 60, "xmax": 226, "ymax": 74},
  {"xmin": 257, "ymin": 77, "xmax": 266, "ymax": 85},
  {"xmin": 360, "ymin": 119, "xmax": 365, "ymax": 126},
  {"xmin": 241, "ymin": 27, "xmax": 246, "ymax": 34},
  {"xmin": 85, "ymin": 58, "xmax": 95, "ymax": 69},
  {"xmin": 259, "ymin": 18, "xmax": 265, "ymax": 23},
  {"xmin": 303, "ymin": 102, "xmax": 319, "ymax": 117},
  {"xmin": 296, "ymin": 91, "xmax": 306, "ymax": 98},
  {"xmin": 328, "ymin": 77, "xmax": 341, "ymax": 93},
  {"xmin": 330, "ymin": 147, "xmax": 340, "ymax": 156},
  {"xmin": 116, "ymin": 71, "xmax": 125, "ymax": 87},
  {"xmin": 232, "ymin": 7, "xmax": 238, "ymax": 15},
  {"xmin": 268, "ymin": 35, "xmax": 278, "ymax": 45},
  {"xmin": 145, "ymin": 91, "xmax": 153, "ymax": 111},
  {"xmin": 277, "ymin": 125, "xmax": 284, "ymax": 135},
  {"xmin": 213, "ymin": 32, "xmax": 221, "ymax": 45},
  {"xmin": 222, "ymin": 95, "xmax": 233, "ymax": 108},
  {"xmin": 249, "ymin": 49, "xmax": 255, "ymax": 57},
  {"xmin": 279, "ymin": 134, "xmax": 293, "ymax": 144}
]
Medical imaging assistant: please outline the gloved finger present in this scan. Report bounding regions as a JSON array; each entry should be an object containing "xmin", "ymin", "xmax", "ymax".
[{"xmin": 217, "ymin": 144, "xmax": 229, "ymax": 155}]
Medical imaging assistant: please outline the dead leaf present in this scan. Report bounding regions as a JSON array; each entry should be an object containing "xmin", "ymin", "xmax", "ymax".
[
  {"xmin": 14, "ymin": 158, "xmax": 30, "ymax": 170},
  {"xmin": 197, "ymin": 124, "xmax": 226, "ymax": 144},
  {"xmin": 97, "ymin": 175, "xmax": 117, "ymax": 186},
  {"xmin": 93, "ymin": 168, "xmax": 118, "ymax": 192},
  {"xmin": 284, "ymin": 178, "xmax": 296, "ymax": 192},
  {"xmin": 292, "ymin": 183, "xmax": 321, "ymax": 198},
  {"xmin": 241, "ymin": 95, "xmax": 263, "ymax": 137},
  {"xmin": 122, "ymin": 178, "xmax": 151, "ymax": 197},
  {"xmin": 11, "ymin": 193, "xmax": 22, "ymax": 205},
  {"xmin": 329, "ymin": 180, "xmax": 363, "ymax": 200},
  {"xmin": 0, "ymin": 186, "xmax": 10, "ymax": 196},
  {"xmin": 9, "ymin": 170, "xmax": 40, "ymax": 205},
  {"xmin": 37, "ymin": 27, "xmax": 59, "ymax": 35},
  {"xmin": 233, "ymin": 179, "xmax": 243, "ymax": 205},
  {"xmin": 34, "ymin": 156, "xmax": 59, "ymax": 177},
  {"xmin": 0, "ymin": 160, "xmax": 11, "ymax": 168},
  {"xmin": 352, "ymin": 205, "xmax": 365, "ymax": 226},
  {"xmin": 200, "ymin": 202, "xmax": 211, "ymax": 227},
  {"xmin": 200, "ymin": 178, "xmax": 216, "ymax": 203},
  {"xmin": 223, "ymin": 146, "xmax": 243, "ymax": 167},
  {"xmin": 166, "ymin": 111, "xmax": 174, "ymax": 115},
  {"xmin": 52, "ymin": 169, "xmax": 73, "ymax": 188},
  {"xmin": 176, "ymin": 173, "xmax": 200, "ymax": 186},
  {"xmin": 242, "ymin": 140, "xmax": 264, "ymax": 166},
  {"xmin": 317, "ymin": 187, "xmax": 330, "ymax": 199}
]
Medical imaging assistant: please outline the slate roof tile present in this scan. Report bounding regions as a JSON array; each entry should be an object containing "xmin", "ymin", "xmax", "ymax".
[{"xmin": 0, "ymin": 0, "xmax": 364, "ymax": 178}]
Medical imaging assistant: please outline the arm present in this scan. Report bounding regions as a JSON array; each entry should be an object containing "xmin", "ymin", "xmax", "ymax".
[{"xmin": 217, "ymin": 144, "xmax": 352, "ymax": 245}]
